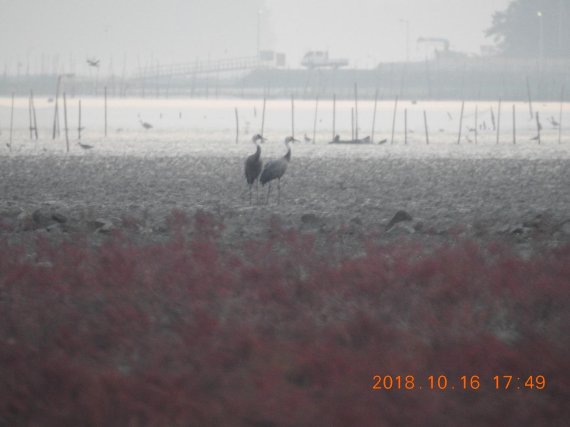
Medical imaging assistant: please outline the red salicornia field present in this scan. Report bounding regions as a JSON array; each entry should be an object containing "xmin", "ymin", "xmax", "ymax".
[{"xmin": 0, "ymin": 210, "xmax": 568, "ymax": 426}]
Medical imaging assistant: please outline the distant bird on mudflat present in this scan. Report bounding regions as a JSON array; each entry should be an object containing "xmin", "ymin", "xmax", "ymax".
[
  {"xmin": 260, "ymin": 136, "xmax": 294, "ymax": 204},
  {"xmin": 548, "ymin": 116, "xmax": 559, "ymax": 128},
  {"xmin": 244, "ymin": 134, "xmax": 264, "ymax": 204},
  {"xmin": 78, "ymin": 141, "xmax": 94, "ymax": 150},
  {"xmin": 140, "ymin": 120, "xmax": 153, "ymax": 130},
  {"xmin": 304, "ymin": 133, "xmax": 312, "ymax": 142}
]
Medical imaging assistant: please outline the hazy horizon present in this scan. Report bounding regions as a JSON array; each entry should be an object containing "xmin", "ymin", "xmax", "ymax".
[{"xmin": 0, "ymin": 0, "xmax": 510, "ymax": 75}]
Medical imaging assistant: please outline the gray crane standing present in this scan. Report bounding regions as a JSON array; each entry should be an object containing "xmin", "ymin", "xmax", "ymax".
[
  {"xmin": 244, "ymin": 134, "xmax": 264, "ymax": 204},
  {"xmin": 260, "ymin": 136, "xmax": 294, "ymax": 204}
]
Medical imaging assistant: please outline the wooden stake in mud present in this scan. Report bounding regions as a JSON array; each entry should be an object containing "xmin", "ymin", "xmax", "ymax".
[
  {"xmin": 496, "ymin": 98, "xmax": 502, "ymax": 144},
  {"xmin": 404, "ymin": 108, "xmax": 408, "ymax": 144},
  {"xmin": 78, "ymin": 100, "xmax": 82, "ymax": 141},
  {"xmin": 312, "ymin": 95, "xmax": 319, "ymax": 143},
  {"xmin": 332, "ymin": 93, "xmax": 336, "ymax": 141},
  {"xmin": 63, "ymin": 92, "xmax": 69, "ymax": 152},
  {"xmin": 234, "ymin": 107, "xmax": 239, "ymax": 144},
  {"xmin": 536, "ymin": 111, "xmax": 541, "ymax": 144},
  {"xmin": 371, "ymin": 88, "xmax": 379, "ymax": 143},
  {"xmin": 31, "ymin": 90, "xmax": 38, "ymax": 140},
  {"xmin": 9, "ymin": 93, "xmax": 14, "ymax": 152},
  {"xmin": 526, "ymin": 75, "xmax": 534, "ymax": 120},
  {"xmin": 512, "ymin": 104, "xmax": 516, "ymax": 144},
  {"xmin": 559, "ymin": 85, "xmax": 564, "ymax": 144},
  {"xmin": 390, "ymin": 96, "xmax": 399, "ymax": 144},
  {"xmin": 457, "ymin": 100, "xmax": 465, "ymax": 144},
  {"xmin": 52, "ymin": 76, "xmax": 61, "ymax": 139},
  {"xmin": 474, "ymin": 105, "xmax": 478, "ymax": 144},
  {"xmin": 423, "ymin": 110, "xmax": 429, "ymax": 145},
  {"xmin": 28, "ymin": 91, "xmax": 33, "ymax": 139},
  {"xmin": 354, "ymin": 82, "xmax": 359, "ymax": 141},
  {"xmin": 291, "ymin": 93, "xmax": 295, "ymax": 140},
  {"xmin": 104, "ymin": 86, "xmax": 108, "ymax": 137},
  {"xmin": 351, "ymin": 108, "xmax": 355, "ymax": 141},
  {"xmin": 261, "ymin": 94, "xmax": 266, "ymax": 136}
]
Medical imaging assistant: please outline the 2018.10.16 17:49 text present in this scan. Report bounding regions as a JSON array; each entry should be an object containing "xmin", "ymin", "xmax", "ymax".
[{"xmin": 371, "ymin": 375, "xmax": 546, "ymax": 391}]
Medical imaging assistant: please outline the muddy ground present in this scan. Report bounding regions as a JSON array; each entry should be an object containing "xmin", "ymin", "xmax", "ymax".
[{"xmin": 1, "ymin": 153, "xmax": 569, "ymax": 253}]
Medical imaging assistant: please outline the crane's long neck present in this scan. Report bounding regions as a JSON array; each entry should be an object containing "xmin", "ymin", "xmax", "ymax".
[
  {"xmin": 284, "ymin": 146, "xmax": 291, "ymax": 162},
  {"xmin": 254, "ymin": 143, "xmax": 261, "ymax": 160}
]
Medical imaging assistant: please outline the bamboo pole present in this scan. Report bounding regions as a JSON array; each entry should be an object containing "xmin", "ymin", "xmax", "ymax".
[
  {"xmin": 457, "ymin": 100, "xmax": 465, "ymax": 144},
  {"xmin": 371, "ymin": 88, "xmax": 379, "ymax": 143},
  {"xmin": 390, "ymin": 96, "xmax": 398, "ymax": 144},
  {"xmin": 332, "ymin": 94, "xmax": 336, "ymax": 141},
  {"xmin": 31, "ymin": 90, "xmax": 38, "ymax": 140},
  {"xmin": 512, "ymin": 104, "xmax": 516, "ymax": 144},
  {"xmin": 78, "ymin": 100, "xmax": 82, "ymax": 141},
  {"xmin": 261, "ymin": 94, "xmax": 266, "ymax": 136},
  {"xmin": 234, "ymin": 107, "xmax": 239, "ymax": 144},
  {"xmin": 474, "ymin": 105, "xmax": 478, "ymax": 144},
  {"xmin": 536, "ymin": 111, "xmax": 541, "ymax": 144},
  {"xmin": 104, "ymin": 86, "xmax": 108, "ymax": 137},
  {"xmin": 354, "ymin": 82, "xmax": 359, "ymax": 141},
  {"xmin": 63, "ymin": 92, "xmax": 69, "ymax": 152},
  {"xmin": 9, "ymin": 93, "xmax": 14, "ymax": 152},
  {"xmin": 52, "ymin": 76, "xmax": 61, "ymax": 139},
  {"xmin": 559, "ymin": 85, "xmax": 564, "ymax": 144},
  {"xmin": 351, "ymin": 108, "xmax": 355, "ymax": 141},
  {"xmin": 423, "ymin": 110, "xmax": 429, "ymax": 144},
  {"xmin": 312, "ymin": 95, "xmax": 319, "ymax": 144},
  {"xmin": 28, "ymin": 91, "xmax": 33, "ymax": 139},
  {"xmin": 291, "ymin": 93, "xmax": 295, "ymax": 140},
  {"xmin": 404, "ymin": 108, "xmax": 408, "ymax": 144},
  {"xmin": 496, "ymin": 99, "xmax": 502, "ymax": 144},
  {"xmin": 526, "ymin": 75, "xmax": 534, "ymax": 120}
]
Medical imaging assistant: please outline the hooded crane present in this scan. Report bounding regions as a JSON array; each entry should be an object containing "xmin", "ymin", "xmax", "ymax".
[
  {"xmin": 244, "ymin": 134, "xmax": 264, "ymax": 204},
  {"xmin": 260, "ymin": 136, "xmax": 294, "ymax": 204}
]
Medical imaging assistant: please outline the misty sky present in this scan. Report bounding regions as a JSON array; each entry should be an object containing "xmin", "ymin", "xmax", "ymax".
[{"xmin": 0, "ymin": 0, "xmax": 510, "ymax": 74}]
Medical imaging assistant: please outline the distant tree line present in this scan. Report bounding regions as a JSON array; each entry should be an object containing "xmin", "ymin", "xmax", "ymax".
[{"xmin": 486, "ymin": 0, "xmax": 569, "ymax": 58}]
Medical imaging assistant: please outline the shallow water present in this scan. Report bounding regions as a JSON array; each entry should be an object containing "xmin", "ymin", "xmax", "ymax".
[{"xmin": 1, "ymin": 97, "xmax": 569, "ymax": 160}]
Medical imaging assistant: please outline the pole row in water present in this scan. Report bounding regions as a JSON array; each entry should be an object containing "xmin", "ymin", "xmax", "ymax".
[{"xmin": 3, "ymin": 85, "xmax": 566, "ymax": 149}]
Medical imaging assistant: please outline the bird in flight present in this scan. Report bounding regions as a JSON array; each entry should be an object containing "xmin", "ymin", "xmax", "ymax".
[{"xmin": 86, "ymin": 58, "xmax": 100, "ymax": 68}]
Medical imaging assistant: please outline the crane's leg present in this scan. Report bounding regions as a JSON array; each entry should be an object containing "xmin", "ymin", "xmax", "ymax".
[
  {"xmin": 277, "ymin": 178, "xmax": 281, "ymax": 204},
  {"xmin": 266, "ymin": 183, "xmax": 271, "ymax": 204},
  {"xmin": 249, "ymin": 184, "xmax": 252, "ymax": 205},
  {"xmin": 255, "ymin": 181, "xmax": 259, "ymax": 205}
]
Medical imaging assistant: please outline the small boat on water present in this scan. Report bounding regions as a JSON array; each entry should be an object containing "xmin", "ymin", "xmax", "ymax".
[{"xmin": 329, "ymin": 135, "xmax": 376, "ymax": 145}]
